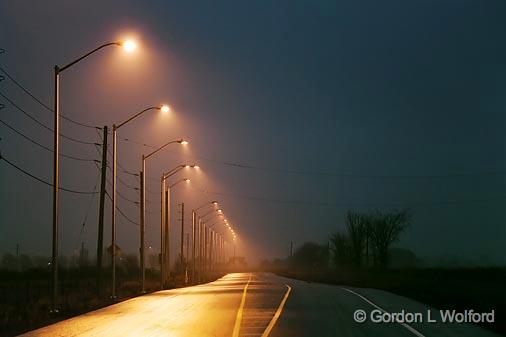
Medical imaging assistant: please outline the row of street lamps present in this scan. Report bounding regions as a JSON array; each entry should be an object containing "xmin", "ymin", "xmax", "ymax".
[{"xmin": 51, "ymin": 37, "xmax": 238, "ymax": 310}]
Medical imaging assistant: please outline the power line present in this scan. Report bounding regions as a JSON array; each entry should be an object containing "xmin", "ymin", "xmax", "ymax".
[
  {"xmin": 92, "ymin": 161, "xmax": 138, "ymax": 205},
  {"xmin": 192, "ymin": 186, "xmax": 506, "ymax": 208},
  {"xmin": 104, "ymin": 191, "xmax": 140, "ymax": 226},
  {"xmin": 92, "ymin": 143, "xmax": 138, "ymax": 190},
  {"xmin": 121, "ymin": 137, "xmax": 505, "ymax": 179},
  {"xmin": 0, "ymin": 66, "xmax": 99, "ymax": 129},
  {"xmin": 123, "ymin": 138, "xmax": 155, "ymax": 148},
  {"xmin": 72, "ymin": 173, "xmax": 100, "ymax": 253},
  {"xmin": 0, "ymin": 118, "xmax": 98, "ymax": 162},
  {"xmin": 0, "ymin": 92, "xmax": 97, "ymax": 145},
  {"xmin": 0, "ymin": 153, "xmax": 98, "ymax": 195}
]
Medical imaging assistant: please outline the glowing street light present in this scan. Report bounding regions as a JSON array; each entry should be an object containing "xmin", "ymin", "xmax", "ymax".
[
  {"xmin": 139, "ymin": 138, "xmax": 187, "ymax": 293},
  {"xmin": 192, "ymin": 201, "xmax": 219, "ymax": 283},
  {"xmin": 111, "ymin": 104, "xmax": 169, "ymax": 298},
  {"xmin": 161, "ymin": 104, "xmax": 170, "ymax": 113},
  {"xmin": 51, "ymin": 38, "xmax": 136, "ymax": 311},
  {"xmin": 121, "ymin": 40, "xmax": 137, "ymax": 53},
  {"xmin": 160, "ymin": 164, "xmax": 199, "ymax": 288}
]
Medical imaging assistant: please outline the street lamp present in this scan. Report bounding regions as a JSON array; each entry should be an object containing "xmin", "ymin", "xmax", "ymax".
[
  {"xmin": 111, "ymin": 104, "xmax": 168, "ymax": 298},
  {"xmin": 206, "ymin": 216, "xmax": 231, "ymax": 272},
  {"xmin": 160, "ymin": 165, "xmax": 197, "ymax": 288},
  {"xmin": 51, "ymin": 39, "xmax": 135, "ymax": 311},
  {"xmin": 200, "ymin": 209, "xmax": 223, "ymax": 279},
  {"xmin": 206, "ymin": 219, "xmax": 229, "ymax": 269},
  {"xmin": 191, "ymin": 201, "xmax": 218, "ymax": 282},
  {"xmin": 139, "ymin": 139, "xmax": 187, "ymax": 293}
]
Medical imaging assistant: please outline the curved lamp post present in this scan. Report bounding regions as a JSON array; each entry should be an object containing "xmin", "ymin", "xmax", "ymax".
[
  {"xmin": 191, "ymin": 201, "xmax": 218, "ymax": 282},
  {"xmin": 208, "ymin": 219, "xmax": 228, "ymax": 269},
  {"xmin": 111, "ymin": 104, "xmax": 169, "ymax": 298},
  {"xmin": 51, "ymin": 40, "xmax": 136, "ymax": 311},
  {"xmin": 199, "ymin": 209, "xmax": 223, "ymax": 280},
  {"xmin": 139, "ymin": 139, "xmax": 187, "ymax": 293},
  {"xmin": 160, "ymin": 165, "xmax": 198, "ymax": 288}
]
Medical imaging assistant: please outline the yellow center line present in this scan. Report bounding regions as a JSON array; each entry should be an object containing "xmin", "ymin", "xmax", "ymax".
[
  {"xmin": 232, "ymin": 273, "xmax": 252, "ymax": 337},
  {"xmin": 261, "ymin": 284, "xmax": 292, "ymax": 337}
]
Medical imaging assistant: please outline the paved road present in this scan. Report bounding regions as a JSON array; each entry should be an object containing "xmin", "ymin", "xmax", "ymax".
[{"xmin": 21, "ymin": 273, "xmax": 499, "ymax": 337}]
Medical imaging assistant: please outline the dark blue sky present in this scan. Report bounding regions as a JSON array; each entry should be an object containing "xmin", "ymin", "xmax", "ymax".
[{"xmin": 0, "ymin": 0, "xmax": 504, "ymax": 265}]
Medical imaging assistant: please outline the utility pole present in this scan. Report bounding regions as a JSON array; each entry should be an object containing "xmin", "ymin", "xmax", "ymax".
[
  {"xmin": 139, "ymin": 164, "xmax": 145, "ymax": 293},
  {"xmin": 290, "ymin": 241, "xmax": 293, "ymax": 258},
  {"xmin": 204, "ymin": 225, "xmax": 208, "ymax": 280},
  {"xmin": 96, "ymin": 125, "xmax": 107, "ymax": 297},
  {"xmin": 164, "ymin": 189, "xmax": 170, "ymax": 287},
  {"xmin": 191, "ymin": 211, "xmax": 196, "ymax": 283},
  {"xmin": 198, "ymin": 218, "xmax": 204, "ymax": 282},
  {"xmin": 51, "ymin": 65, "xmax": 60, "ymax": 312},
  {"xmin": 180, "ymin": 203, "xmax": 184, "ymax": 271},
  {"xmin": 160, "ymin": 177, "xmax": 165, "ymax": 289},
  {"xmin": 16, "ymin": 243, "xmax": 19, "ymax": 271},
  {"xmin": 185, "ymin": 233, "xmax": 189, "ymax": 284}
]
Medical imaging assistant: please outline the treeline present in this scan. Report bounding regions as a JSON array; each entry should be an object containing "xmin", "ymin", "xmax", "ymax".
[
  {"xmin": 0, "ymin": 252, "xmax": 141, "ymax": 273},
  {"xmin": 331, "ymin": 209, "xmax": 410, "ymax": 269},
  {"xmin": 262, "ymin": 209, "xmax": 411, "ymax": 272}
]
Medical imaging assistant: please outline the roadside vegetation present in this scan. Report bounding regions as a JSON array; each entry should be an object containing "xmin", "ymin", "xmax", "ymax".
[
  {"xmin": 259, "ymin": 209, "xmax": 505, "ymax": 335},
  {"xmin": 0, "ymin": 253, "xmax": 214, "ymax": 336}
]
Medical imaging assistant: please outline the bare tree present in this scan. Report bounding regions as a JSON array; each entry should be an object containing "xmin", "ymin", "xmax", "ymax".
[
  {"xmin": 329, "ymin": 231, "xmax": 351, "ymax": 268},
  {"xmin": 345, "ymin": 210, "xmax": 368, "ymax": 268},
  {"xmin": 368, "ymin": 209, "xmax": 411, "ymax": 269}
]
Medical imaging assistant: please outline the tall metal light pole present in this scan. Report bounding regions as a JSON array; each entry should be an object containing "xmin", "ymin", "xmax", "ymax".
[
  {"xmin": 111, "ymin": 104, "xmax": 169, "ymax": 298},
  {"xmin": 51, "ymin": 40, "xmax": 136, "ymax": 311},
  {"xmin": 192, "ymin": 201, "xmax": 218, "ymax": 282},
  {"xmin": 159, "ymin": 164, "xmax": 198, "ymax": 288},
  {"xmin": 208, "ymin": 219, "xmax": 228, "ymax": 272},
  {"xmin": 164, "ymin": 178, "xmax": 190, "ymax": 286},
  {"xmin": 139, "ymin": 139, "xmax": 187, "ymax": 293},
  {"xmin": 199, "ymin": 209, "xmax": 223, "ymax": 280}
]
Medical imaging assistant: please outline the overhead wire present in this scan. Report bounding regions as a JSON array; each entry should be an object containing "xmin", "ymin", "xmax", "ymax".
[
  {"xmin": 191, "ymin": 186, "xmax": 506, "ymax": 209},
  {"xmin": 0, "ymin": 93, "xmax": 98, "ymax": 146},
  {"xmin": 71, "ymin": 172, "xmax": 100, "ymax": 253},
  {"xmin": 0, "ymin": 153, "xmax": 98, "ymax": 195},
  {"xmin": 0, "ymin": 66, "xmax": 99, "ymax": 129},
  {"xmin": 122, "ymin": 137, "xmax": 505, "ymax": 179},
  {"xmin": 104, "ymin": 191, "xmax": 140, "ymax": 226},
  {"xmin": 0, "ymin": 118, "xmax": 98, "ymax": 162}
]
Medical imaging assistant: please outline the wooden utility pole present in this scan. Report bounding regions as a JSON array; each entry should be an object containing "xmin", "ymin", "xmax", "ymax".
[
  {"xmin": 96, "ymin": 126, "xmax": 107, "ymax": 297},
  {"xmin": 180, "ymin": 203, "xmax": 184, "ymax": 269}
]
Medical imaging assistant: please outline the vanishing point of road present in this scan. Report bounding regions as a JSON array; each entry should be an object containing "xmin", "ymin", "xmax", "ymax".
[{"xmin": 21, "ymin": 273, "xmax": 498, "ymax": 337}]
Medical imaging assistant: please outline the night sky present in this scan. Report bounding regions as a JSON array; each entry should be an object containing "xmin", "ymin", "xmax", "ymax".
[{"xmin": 0, "ymin": 0, "xmax": 504, "ymax": 265}]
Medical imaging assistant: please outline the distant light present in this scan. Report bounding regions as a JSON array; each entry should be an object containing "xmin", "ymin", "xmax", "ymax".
[
  {"xmin": 193, "ymin": 165, "xmax": 200, "ymax": 169},
  {"xmin": 217, "ymin": 209, "xmax": 222, "ymax": 213},
  {"xmin": 180, "ymin": 140, "xmax": 189, "ymax": 145},
  {"xmin": 184, "ymin": 165, "xmax": 190, "ymax": 168},
  {"xmin": 160, "ymin": 104, "xmax": 170, "ymax": 113},
  {"xmin": 122, "ymin": 40, "xmax": 137, "ymax": 53},
  {"xmin": 212, "ymin": 201, "xmax": 218, "ymax": 205},
  {"xmin": 185, "ymin": 179, "xmax": 190, "ymax": 182}
]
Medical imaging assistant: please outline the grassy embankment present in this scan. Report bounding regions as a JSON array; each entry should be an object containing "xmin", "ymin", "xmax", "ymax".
[
  {"xmin": 0, "ymin": 267, "xmax": 217, "ymax": 337},
  {"xmin": 277, "ymin": 267, "xmax": 505, "ymax": 335}
]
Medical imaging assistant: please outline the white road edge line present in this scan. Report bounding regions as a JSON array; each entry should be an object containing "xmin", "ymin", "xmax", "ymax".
[
  {"xmin": 340, "ymin": 287, "xmax": 426, "ymax": 337},
  {"xmin": 261, "ymin": 284, "xmax": 292, "ymax": 337}
]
